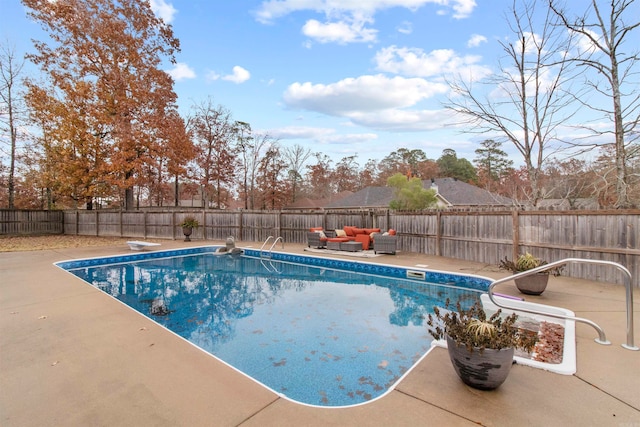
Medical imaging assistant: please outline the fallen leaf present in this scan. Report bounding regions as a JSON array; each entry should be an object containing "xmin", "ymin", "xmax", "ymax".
[
  {"xmin": 38, "ymin": 315, "xmax": 47, "ymax": 320},
  {"xmin": 51, "ymin": 361, "xmax": 59, "ymax": 366}
]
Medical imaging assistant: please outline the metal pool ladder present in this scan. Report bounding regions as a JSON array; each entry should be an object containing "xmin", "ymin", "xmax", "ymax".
[
  {"xmin": 260, "ymin": 236, "xmax": 284, "ymax": 259},
  {"xmin": 488, "ymin": 258, "xmax": 638, "ymax": 351}
]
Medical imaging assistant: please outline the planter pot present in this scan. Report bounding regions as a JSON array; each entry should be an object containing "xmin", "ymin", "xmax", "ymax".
[
  {"xmin": 182, "ymin": 226, "xmax": 193, "ymax": 242},
  {"xmin": 515, "ymin": 272, "xmax": 549, "ymax": 295},
  {"xmin": 445, "ymin": 335, "xmax": 515, "ymax": 390}
]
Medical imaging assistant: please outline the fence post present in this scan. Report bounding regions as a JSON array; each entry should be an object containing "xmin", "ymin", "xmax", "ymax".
[
  {"xmin": 435, "ymin": 211, "xmax": 442, "ymax": 256},
  {"xmin": 172, "ymin": 211, "xmax": 176, "ymax": 240},
  {"xmin": 202, "ymin": 210, "xmax": 206, "ymax": 240},
  {"xmin": 512, "ymin": 209, "xmax": 519, "ymax": 260}
]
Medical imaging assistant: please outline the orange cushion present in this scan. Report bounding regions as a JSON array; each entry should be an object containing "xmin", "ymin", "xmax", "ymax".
[
  {"xmin": 354, "ymin": 234, "xmax": 370, "ymax": 250},
  {"xmin": 363, "ymin": 228, "xmax": 381, "ymax": 234},
  {"xmin": 343, "ymin": 226, "xmax": 356, "ymax": 237},
  {"xmin": 353, "ymin": 228, "xmax": 367, "ymax": 235},
  {"xmin": 388, "ymin": 229, "xmax": 396, "ymax": 236},
  {"xmin": 310, "ymin": 227, "xmax": 323, "ymax": 232}
]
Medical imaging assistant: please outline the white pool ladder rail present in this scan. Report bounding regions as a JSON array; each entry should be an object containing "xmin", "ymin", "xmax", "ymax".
[
  {"xmin": 260, "ymin": 236, "xmax": 284, "ymax": 259},
  {"xmin": 488, "ymin": 257, "xmax": 638, "ymax": 351}
]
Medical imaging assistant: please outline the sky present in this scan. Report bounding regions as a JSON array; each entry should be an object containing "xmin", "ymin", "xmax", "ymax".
[{"xmin": 1, "ymin": 0, "xmax": 633, "ymax": 169}]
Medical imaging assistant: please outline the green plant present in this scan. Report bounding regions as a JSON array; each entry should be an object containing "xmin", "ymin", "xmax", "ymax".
[
  {"xmin": 426, "ymin": 299, "xmax": 537, "ymax": 353},
  {"xmin": 499, "ymin": 252, "xmax": 562, "ymax": 276},
  {"xmin": 180, "ymin": 217, "xmax": 199, "ymax": 228}
]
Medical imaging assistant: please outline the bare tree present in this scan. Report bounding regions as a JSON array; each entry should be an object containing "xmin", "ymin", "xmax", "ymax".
[
  {"xmin": 234, "ymin": 121, "xmax": 253, "ymax": 209},
  {"xmin": 282, "ymin": 144, "xmax": 311, "ymax": 203},
  {"xmin": 245, "ymin": 133, "xmax": 273, "ymax": 209},
  {"xmin": 549, "ymin": 0, "xmax": 639, "ymax": 208},
  {"xmin": 447, "ymin": 0, "xmax": 580, "ymax": 207},
  {"xmin": 0, "ymin": 41, "xmax": 25, "ymax": 209}
]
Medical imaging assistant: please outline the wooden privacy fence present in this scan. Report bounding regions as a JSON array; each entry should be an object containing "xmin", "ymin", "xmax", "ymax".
[
  {"xmin": 2, "ymin": 208, "xmax": 637, "ymax": 287},
  {"xmin": 0, "ymin": 210, "xmax": 64, "ymax": 234}
]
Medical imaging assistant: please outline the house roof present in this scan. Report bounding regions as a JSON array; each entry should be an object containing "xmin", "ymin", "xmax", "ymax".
[
  {"xmin": 326, "ymin": 178, "xmax": 512, "ymax": 209},
  {"xmin": 425, "ymin": 178, "xmax": 512, "ymax": 206}
]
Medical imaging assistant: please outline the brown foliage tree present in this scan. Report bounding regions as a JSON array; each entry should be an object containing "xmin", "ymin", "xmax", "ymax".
[
  {"xmin": 189, "ymin": 99, "xmax": 238, "ymax": 209},
  {"xmin": 256, "ymin": 142, "xmax": 289, "ymax": 209},
  {"xmin": 23, "ymin": 0, "xmax": 183, "ymax": 210},
  {"xmin": 304, "ymin": 153, "xmax": 335, "ymax": 199}
]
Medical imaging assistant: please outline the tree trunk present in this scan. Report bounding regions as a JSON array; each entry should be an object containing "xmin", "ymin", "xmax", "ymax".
[
  {"xmin": 174, "ymin": 174, "xmax": 179, "ymax": 207},
  {"xmin": 125, "ymin": 187, "xmax": 134, "ymax": 210}
]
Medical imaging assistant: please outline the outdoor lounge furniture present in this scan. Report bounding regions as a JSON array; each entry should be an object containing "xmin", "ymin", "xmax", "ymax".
[
  {"xmin": 307, "ymin": 231, "xmax": 328, "ymax": 248},
  {"xmin": 373, "ymin": 235, "xmax": 397, "ymax": 255},
  {"xmin": 327, "ymin": 237, "xmax": 349, "ymax": 250},
  {"xmin": 340, "ymin": 241, "xmax": 362, "ymax": 252}
]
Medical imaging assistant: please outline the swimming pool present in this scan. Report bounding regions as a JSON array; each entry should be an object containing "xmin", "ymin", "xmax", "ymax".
[{"xmin": 56, "ymin": 246, "xmax": 492, "ymax": 407}]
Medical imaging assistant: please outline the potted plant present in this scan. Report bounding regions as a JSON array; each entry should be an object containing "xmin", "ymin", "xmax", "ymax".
[
  {"xmin": 498, "ymin": 252, "xmax": 562, "ymax": 295},
  {"xmin": 427, "ymin": 299, "xmax": 537, "ymax": 390},
  {"xmin": 180, "ymin": 217, "xmax": 199, "ymax": 242}
]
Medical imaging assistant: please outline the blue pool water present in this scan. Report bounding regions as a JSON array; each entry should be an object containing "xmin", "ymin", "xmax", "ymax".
[{"xmin": 58, "ymin": 247, "xmax": 490, "ymax": 407}]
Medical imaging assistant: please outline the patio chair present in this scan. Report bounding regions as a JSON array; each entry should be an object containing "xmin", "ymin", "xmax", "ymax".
[
  {"xmin": 373, "ymin": 235, "xmax": 397, "ymax": 255},
  {"xmin": 307, "ymin": 231, "xmax": 327, "ymax": 248}
]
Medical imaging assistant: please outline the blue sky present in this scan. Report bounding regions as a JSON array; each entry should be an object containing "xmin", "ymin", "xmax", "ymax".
[{"xmin": 1, "ymin": 0, "xmax": 627, "ymax": 167}]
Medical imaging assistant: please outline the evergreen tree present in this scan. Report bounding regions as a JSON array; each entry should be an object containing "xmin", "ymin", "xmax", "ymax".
[{"xmin": 474, "ymin": 140, "xmax": 513, "ymax": 190}]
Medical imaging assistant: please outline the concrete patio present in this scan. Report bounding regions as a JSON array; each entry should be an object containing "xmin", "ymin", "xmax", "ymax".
[{"xmin": 1, "ymin": 240, "xmax": 638, "ymax": 426}]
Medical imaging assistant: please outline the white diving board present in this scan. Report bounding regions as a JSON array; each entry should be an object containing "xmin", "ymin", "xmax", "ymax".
[{"xmin": 127, "ymin": 241, "xmax": 161, "ymax": 251}]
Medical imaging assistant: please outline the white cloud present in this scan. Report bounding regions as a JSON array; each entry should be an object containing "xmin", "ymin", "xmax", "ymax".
[
  {"xmin": 450, "ymin": 0, "xmax": 476, "ymax": 19},
  {"xmin": 397, "ymin": 21, "xmax": 413, "ymax": 35},
  {"xmin": 282, "ymin": 74, "xmax": 456, "ymax": 131},
  {"xmin": 267, "ymin": 126, "xmax": 336, "ymax": 139},
  {"xmin": 220, "ymin": 66, "xmax": 251, "ymax": 84},
  {"xmin": 348, "ymin": 108, "xmax": 455, "ymax": 131},
  {"xmin": 150, "ymin": 0, "xmax": 177, "ymax": 23},
  {"xmin": 255, "ymin": 0, "xmax": 477, "ymax": 24},
  {"xmin": 374, "ymin": 45, "xmax": 491, "ymax": 81},
  {"xmin": 254, "ymin": 1, "xmax": 476, "ymax": 44},
  {"xmin": 467, "ymin": 34, "xmax": 487, "ymax": 48},
  {"xmin": 206, "ymin": 71, "xmax": 221, "ymax": 82},
  {"xmin": 264, "ymin": 126, "xmax": 378, "ymax": 146},
  {"xmin": 283, "ymin": 74, "xmax": 447, "ymax": 116},
  {"xmin": 166, "ymin": 62, "xmax": 196, "ymax": 81},
  {"xmin": 302, "ymin": 18, "xmax": 377, "ymax": 44}
]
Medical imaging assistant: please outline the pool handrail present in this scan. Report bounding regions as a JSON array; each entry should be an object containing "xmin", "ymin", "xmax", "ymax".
[
  {"xmin": 260, "ymin": 236, "xmax": 284, "ymax": 258},
  {"xmin": 488, "ymin": 258, "xmax": 638, "ymax": 351}
]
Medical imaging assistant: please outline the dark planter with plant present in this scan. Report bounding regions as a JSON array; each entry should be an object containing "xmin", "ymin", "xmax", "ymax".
[
  {"xmin": 499, "ymin": 252, "xmax": 562, "ymax": 295},
  {"xmin": 427, "ymin": 299, "xmax": 537, "ymax": 390},
  {"xmin": 180, "ymin": 217, "xmax": 199, "ymax": 242}
]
